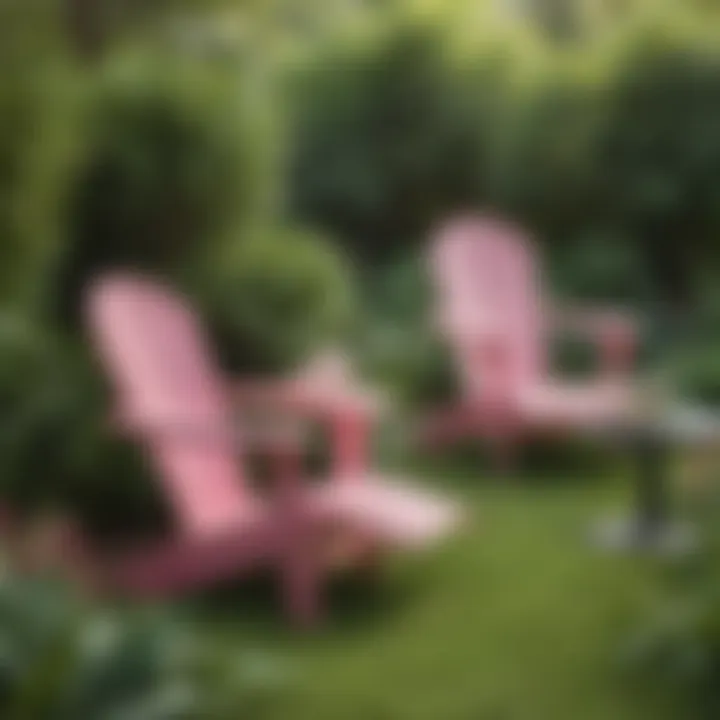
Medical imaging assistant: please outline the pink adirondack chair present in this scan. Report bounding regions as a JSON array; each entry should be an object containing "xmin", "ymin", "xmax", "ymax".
[
  {"xmin": 85, "ymin": 273, "xmax": 459, "ymax": 625},
  {"xmin": 425, "ymin": 215, "xmax": 639, "ymax": 465}
]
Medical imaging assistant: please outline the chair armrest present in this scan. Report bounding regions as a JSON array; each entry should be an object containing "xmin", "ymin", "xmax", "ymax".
[
  {"xmin": 552, "ymin": 305, "xmax": 639, "ymax": 336},
  {"xmin": 233, "ymin": 375, "xmax": 384, "ymax": 477},
  {"xmin": 110, "ymin": 407, "xmax": 303, "ymax": 453},
  {"xmin": 551, "ymin": 305, "xmax": 640, "ymax": 376},
  {"xmin": 233, "ymin": 377, "xmax": 383, "ymax": 421}
]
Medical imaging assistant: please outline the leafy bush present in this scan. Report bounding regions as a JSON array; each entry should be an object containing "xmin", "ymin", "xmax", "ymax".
[
  {"xmin": 622, "ymin": 505, "xmax": 720, "ymax": 720},
  {"xmin": 354, "ymin": 257, "xmax": 455, "ymax": 408},
  {"xmin": 625, "ymin": 581, "xmax": 720, "ymax": 718},
  {"xmin": 0, "ymin": 3, "xmax": 81, "ymax": 309},
  {"xmin": 489, "ymin": 15, "xmax": 720, "ymax": 310},
  {"xmin": 0, "ymin": 314, "xmax": 168, "ymax": 541},
  {"xmin": 490, "ymin": 55, "xmax": 605, "ymax": 239},
  {"xmin": 593, "ymin": 18, "xmax": 720, "ymax": 308},
  {"xmin": 666, "ymin": 337, "xmax": 720, "ymax": 406},
  {"xmin": 198, "ymin": 227, "xmax": 356, "ymax": 375},
  {"xmin": 287, "ymin": 18, "xmax": 512, "ymax": 264},
  {"xmin": 54, "ymin": 49, "xmax": 271, "ymax": 329},
  {"xmin": 286, "ymin": 5, "xmax": 720, "ymax": 317},
  {"xmin": 0, "ymin": 572, "xmax": 282, "ymax": 719},
  {"xmin": 546, "ymin": 231, "xmax": 653, "ymax": 305}
]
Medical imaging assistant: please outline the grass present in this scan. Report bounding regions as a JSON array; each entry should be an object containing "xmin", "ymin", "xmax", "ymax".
[{"xmin": 196, "ymin": 468, "xmax": 686, "ymax": 720}]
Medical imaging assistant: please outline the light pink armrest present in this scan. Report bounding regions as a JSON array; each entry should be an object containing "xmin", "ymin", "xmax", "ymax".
[
  {"xmin": 109, "ymin": 407, "xmax": 303, "ymax": 451},
  {"xmin": 232, "ymin": 377, "xmax": 382, "ymax": 420},
  {"xmin": 552, "ymin": 306, "xmax": 640, "ymax": 376},
  {"xmin": 233, "ymin": 376, "xmax": 382, "ymax": 478}
]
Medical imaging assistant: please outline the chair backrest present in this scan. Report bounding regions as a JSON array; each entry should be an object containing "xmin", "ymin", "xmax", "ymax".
[
  {"xmin": 86, "ymin": 273, "xmax": 250, "ymax": 535},
  {"xmin": 430, "ymin": 216, "xmax": 546, "ymax": 395}
]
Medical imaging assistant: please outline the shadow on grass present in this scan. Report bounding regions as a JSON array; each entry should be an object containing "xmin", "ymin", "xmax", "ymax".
[
  {"xmin": 180, "ymin": 554, "xmax": 450, "ymax": 644},
  {"xmin": 406, "ymin": 438, "xmax": 627, "ymax": 492}
]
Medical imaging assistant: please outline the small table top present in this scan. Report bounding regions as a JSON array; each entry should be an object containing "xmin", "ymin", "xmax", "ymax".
[{"xmin": 604, "ymin": 403, "xmax": 720, "ymax": 448}]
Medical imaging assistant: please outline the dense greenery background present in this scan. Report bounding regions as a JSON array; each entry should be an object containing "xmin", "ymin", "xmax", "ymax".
[
  {"xmin": 3, "ymin": 0, "xmax": 720, "ymax": 716},
  {"xmin": 3, "ymin": 0, "xmax": 720, "ymax": 549}
]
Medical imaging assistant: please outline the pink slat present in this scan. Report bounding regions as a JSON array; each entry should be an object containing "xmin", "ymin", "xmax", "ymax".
[
  {"xmin": 86, "ymin": 274, "xmax": 250, "ymax": 536},
  {"xmin": 432, "ymin": 216, "xmax": 545, "ymax": 393}
]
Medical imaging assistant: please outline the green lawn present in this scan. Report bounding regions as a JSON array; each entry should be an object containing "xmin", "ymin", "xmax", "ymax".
[{"xmin": 199, "ymin": 472, "xmax": 683, "ymax": 720}]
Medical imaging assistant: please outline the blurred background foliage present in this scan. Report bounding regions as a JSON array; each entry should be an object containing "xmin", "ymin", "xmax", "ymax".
[
  {"xmin": 0, "ymin": 0, "xmax": 720, "ymax": 592},
  {"xmin": 0, "ymin": 571, "xmax": 282, "ymax": 719},
  {"xmin": 2, "ymin": 0, "xmax": 720, "ymax": 714},
  {"xmin": 196, "ymin": 225, "xmax": 356, "ymax": 375},
  {"xmin": 0, "ymin": 0, "xmax": 720, "ymax": 531},
  {"xmin": 54, "ymin": 48, "xmax": 275, "ymax": 329}
]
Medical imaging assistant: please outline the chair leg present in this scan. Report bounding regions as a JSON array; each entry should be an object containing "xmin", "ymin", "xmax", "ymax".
[
  {"xmin": 280, "ymin": 526, "xmax": 323, "ymax": 629},
  {"xmin": 271, "ymin": 446, "xmax": 323, "ymax": 629}
]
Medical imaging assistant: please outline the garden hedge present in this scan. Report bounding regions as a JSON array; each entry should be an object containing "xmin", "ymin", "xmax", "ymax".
[{"xmin": 288, "ymin": 7, "xmax": 720, "ymax": 309}]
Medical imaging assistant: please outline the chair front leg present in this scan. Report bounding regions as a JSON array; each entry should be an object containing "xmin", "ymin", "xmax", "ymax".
[
  {"xmin": 597, "ymin": 325, "xmax": 638, "ymax": 380},
  {"xmin": 330, "ymin": 411, "xmax": 372, "ymax": 479},
  {"xmin": 273, "ymin": 441, "xmax": 323, "ymax": 629}
]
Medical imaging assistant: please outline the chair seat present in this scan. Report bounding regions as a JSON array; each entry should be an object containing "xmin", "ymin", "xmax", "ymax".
[
  {"xmin": 313, "ymin": 477, "xmax": 461, "ymax": 548},
  {"xmin": 188, "ymin": 499, "xmax": 265, "ymax": 538},
  {"xmin": 106, "ymin": 503, "xmax": 272, "ymax": 596},
  {"xmin": 517, "ymin": 380, "xmax": 634, "ymax": 429}
]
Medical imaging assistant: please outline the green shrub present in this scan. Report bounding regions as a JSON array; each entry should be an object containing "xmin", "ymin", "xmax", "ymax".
[
  {"xmin": 0, "ymin": 572, "xmax": 282, "ymax": 719},
  {"xmin": 0, "ymin": 3, "xmax": 81, "ymax": 310},
  {"xmin": 54, "ymin": 49, "xmax": 271, "ymax": 329},
  {"xmin": 355, "ymin": 257, "xmax": 456, "ymax": 408},
  {"xmin": 623, "ymin": 518, "xmax": 720, "ymax": 720},
  {"xmin": 286, "ymin": 5, "xmax": 720, "ymax": 314},
  {"xmin": 490, "ymin": 54, "xmax": 605, "ymax": 236},
  {"xmin": 287, "ymin": 18, "xmax": 512, "ymax": 264},
  {"xmin": 546, "ymin": 231, "xmax": 653, "ymax": 305},
  {"xmin": 486, "ymin": 12, "xmax": 720, "ymax": 312},
  {"xmin": 198, "ymin": 227, "xmax": 356, "ymax": 375},
  {"xmin": 593, "ymin": 17, "xmax": 720, "ymax": 308},
  {"xmin": 667, "ymin": 339, "xmax": 720, "ymax": 406},
  {"xmin": 0, "ymin": 315, "xmax": 168, "ymax": 541}
]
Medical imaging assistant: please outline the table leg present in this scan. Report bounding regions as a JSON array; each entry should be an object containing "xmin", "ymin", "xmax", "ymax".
[
  {"xmin": 590, "ymin": 435, "xmax": 697, "ymax": 556},
  {"xmin": 635, "ymin": 435, "xmax": 670, "ymax": 538}
]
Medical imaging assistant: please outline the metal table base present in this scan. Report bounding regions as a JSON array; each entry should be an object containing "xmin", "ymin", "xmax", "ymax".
[{"xmin": 591, "ymin": 419, "xmax": 701, "ymax": 557}]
